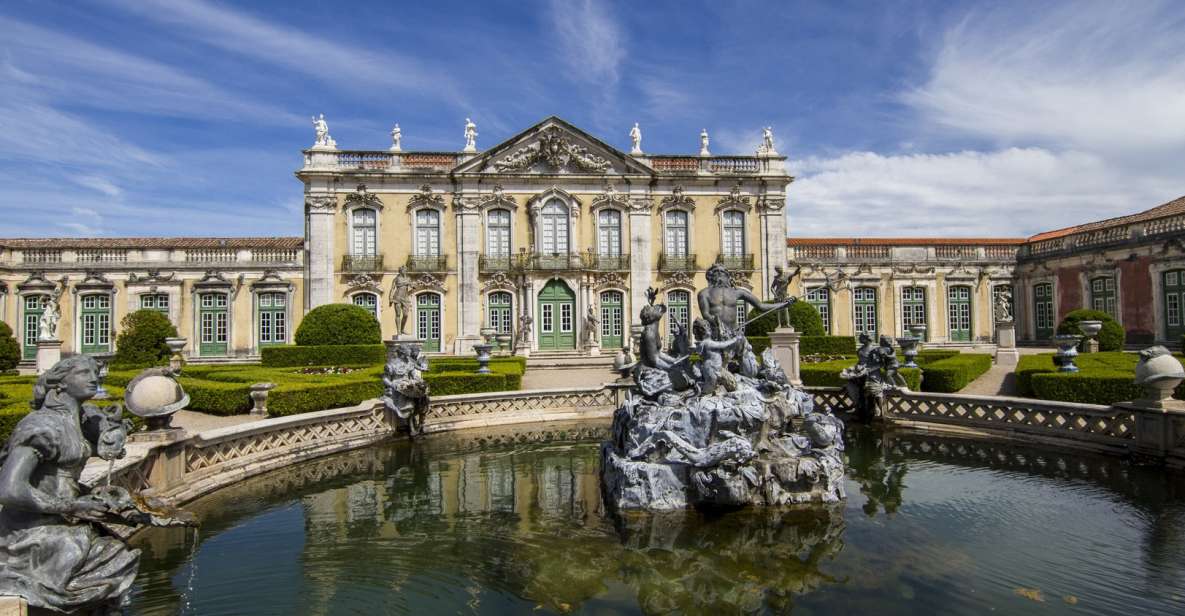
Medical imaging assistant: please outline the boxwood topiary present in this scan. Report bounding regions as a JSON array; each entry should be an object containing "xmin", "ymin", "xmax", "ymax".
[
  {"xmin": 0, "ymin": 322, "xmax": 19, "ymax": 372},
  {"xmin": 112, "ymin": 310, "xmax": 179, "ymax": 367},
  {"xmin": 294, "ymin": 304, "xmax": 381, "ymax": 346},
  {"xmin": 746, "ymin": 301, "xmax": 825, "ymax": 337},
  {"xmin": 1056, "ymin": 309, "xmax": 1125, "ymax": 351}
]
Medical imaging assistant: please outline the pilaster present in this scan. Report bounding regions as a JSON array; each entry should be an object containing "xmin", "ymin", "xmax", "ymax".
[
  {"xmin": 305, "ymin": 195, "xmax": 337, "ymax": 310},
  {"xmin": 760, "ymin": 195, "xmax": 787, "ymax": 298},
  {"xmin": 454, "ymin": 202, "xmax": 483, "ymax": 354},
  {"xmin": 628, "ymin": 195, "xmax": 653, "ymax": 326}
]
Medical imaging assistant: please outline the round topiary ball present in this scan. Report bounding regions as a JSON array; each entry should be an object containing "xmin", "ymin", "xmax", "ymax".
[
  {"xmin": 1056, "ymin": 308, "xmax": 1125, "ymax": 351},
  {"xmin": 0, "ymin": 321, "xmax": 19, "ymax": 372},
  {"xmin": 113, "ymin": 310, "xmax": 179, "ymax": 367},
  {"xmin": 745, "ymin": 300, "xmax": 825, "ymax": 337},
  {"xmin": 295, "ymin": 303, "xmax": 381, "ymax": 346}
]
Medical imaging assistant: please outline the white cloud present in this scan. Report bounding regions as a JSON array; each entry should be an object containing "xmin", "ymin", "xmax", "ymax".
[
  {"xmin": 549, "ymin": 0, "xmax": 625, "ymax": 86},
  {"xmin": 72, "ymin": 176, "xmax": 122, "ymax": 198},
  {"xmin": 791, "ymin": 1, "xmax": 1185, "ymax": 238}
]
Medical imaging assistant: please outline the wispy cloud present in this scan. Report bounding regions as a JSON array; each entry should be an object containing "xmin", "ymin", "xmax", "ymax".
[{"xmin": 549, "ymin": 0, "xmax": 626, "ymax": 87}]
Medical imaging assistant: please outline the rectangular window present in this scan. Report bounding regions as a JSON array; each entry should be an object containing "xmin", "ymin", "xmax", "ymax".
[
  {"xmin": 664, "ymin": 211, "xmax": 688, "ymax": 257},
  {"xmin": 258, "ymin": 292, "xmax": 287, "ymax": 346},
  {"xmin": 667, "ymin": 290, "xmax": 690, "ymax": 338},
  {"xmin": 560, "ymin": 303, "xmax": 573, "ymax": 333},
  {"xmin": 806, "ymin": 287, "xmax": 830, "ymax": 333},
  {"xmin": 352, "ymin": 208, "xmax": 377, "ymax": 256},
  {"xmin": 541, "ymin": 304, "xmax": 554, "ymax": 333},
  {"xmin": 722, "ymin": 211, "xmax": 745, "ymax": 256},
  {"xmin": 415, "ymin": 210, "xmax": 441, "ymax": 256},
  {"xmin": 487, "ymin": 210, "xmax": 511, "ymax": 256},
  {"xmin": 140, "ymin": 293, "xmax": 169, "ymax": 313},
  {"xmin": 854, "ymin": 287, "xmax": 877, "ymax": 338},
  {"xmin": 198, "ymin": 293, "xmax": 229, "ymax": 355},
  {"xmin": 598, "ymin": 210, "xmax": 622, "ymax": 256},
  {"xmin": 80, "ymin": 294, "xmax": 112, "ymax": 353},
  {"xmin": 736, "ymin": 304, "xmax": 748, "ymax": 331},
  {"xmin": 901, "ymin": 287, "xmax": 926, "ymax": 339}
]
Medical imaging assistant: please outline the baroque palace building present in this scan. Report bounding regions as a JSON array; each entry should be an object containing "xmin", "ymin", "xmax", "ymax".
[{"xmin": 0, "ymin": 116, "xmax": 1182, "ymax": 364}]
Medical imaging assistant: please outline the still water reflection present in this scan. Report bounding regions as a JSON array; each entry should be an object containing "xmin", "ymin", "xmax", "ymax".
[{"xmin": 130, "ymin": 424, "xmax": 1185, "ymax": 615}]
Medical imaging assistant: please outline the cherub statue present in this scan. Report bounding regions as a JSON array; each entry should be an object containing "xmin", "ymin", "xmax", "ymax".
[
  {"xmin": 693, "ymin": 318, "xmax": 743, "ymax": 395},
  {"xmin": 381, "ymin": 344, "xmax": 430, "ymax": 435}
]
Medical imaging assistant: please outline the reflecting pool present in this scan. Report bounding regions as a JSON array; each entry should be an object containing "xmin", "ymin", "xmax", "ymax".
[{"xmin": 129, "ymin": 424, "xmax": 1185, "ymax": 615}]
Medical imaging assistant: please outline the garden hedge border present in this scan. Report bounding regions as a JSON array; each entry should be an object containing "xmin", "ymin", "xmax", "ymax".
[
  {"xmin": 918, "ymin": 354, "xmax": 992, "ymax": 393},
  {"xmin": 260, "ymin": 344, "xmax": 386, "ymax": 367}
]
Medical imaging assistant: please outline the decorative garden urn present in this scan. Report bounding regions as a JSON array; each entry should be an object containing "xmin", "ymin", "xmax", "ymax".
[
  {"xmin": 473, "ymin": 343, "xmax": 493, "ymax": 374},
  {"xmin": 165, "ymin": 337, "xmax": 188, "ymax": 375},
  {"xmin": 124, "ymin": 368, "xmax": 190, "ymax": 433},
  {"xmin": 1078, "ymin": 320, "xmax": 1103, "ymax": 353},
  {"xmin": 909, "ymin": 323, "xmax": 927, "ymax": 340},
  {"xmin": 896, "ymin": 334, "xmax": 921, "ymax": 368},
  {"xmin": 249, "ymin": 382, "xmax": 276, "ymax": 417},
  {"xmin": 1053, "ymin": 334, "xmax": 1082, "ymax": 372}
]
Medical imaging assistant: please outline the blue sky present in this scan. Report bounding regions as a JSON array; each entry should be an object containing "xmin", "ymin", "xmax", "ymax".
[{"xmin": 1, "ymin": 0, "xmax": 1183, "ymax": 238}]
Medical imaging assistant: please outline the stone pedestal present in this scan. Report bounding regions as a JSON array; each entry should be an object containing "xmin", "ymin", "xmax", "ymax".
[
  {"xmin": 1084, "ymin": 338, "xmax": 1100, "ymax": 354},
  {"xmin": 995, "ymin": 322, "xmax": 1019, "ymax": 366},
  {"xmin": 767, "ymin": 327, "xmax": 802, "ymax": 386},
  {"xmin": 584, "ymin": 341, "xmax": 601, "ymax": 357},
  {"xmin": 0, "ymin": 596, "xmax": 27, "ymax": 616},
  {"xmin": 35, "ymin": 339, "xmax": 61, "ymax": 375},
  {"xmin": 1122, "ymin": 400, "xmax": 1185, "ymax": 459}
]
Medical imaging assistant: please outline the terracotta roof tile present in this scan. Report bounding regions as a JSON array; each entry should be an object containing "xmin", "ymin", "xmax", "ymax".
[
  {"xmin": 787, "ymin": 237, "xmax": 1025, "ymax": 246},
  {"xmin": 1027, "ymin": 194, "xmax": 1185, "ymax": 242},
  {"xmin": 0, "ymin": 237, "xmax": 303, "ymax": 249}
]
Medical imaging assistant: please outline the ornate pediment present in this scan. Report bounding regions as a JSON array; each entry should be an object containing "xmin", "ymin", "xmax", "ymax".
[
  {"xmin": 410, "ymin": 273, "xmax": 446, "ymax": 294},
  {"xmin": 454, "ymin": 185, "xmax": 517, "ymax": 212},
  {"xmin": 345, "ymin": 184, "xmax": 383, "ymax": 210},
  {"xmin": 127, "ymin": 270, "xmax": 177, "ymax": 284},
  {"xmin": 344, "ymin": 273, "xmax": 383, "ymax": 294},
  {"xmin": 305, "ymin": 194, "xmax": 336, "ymax": 213},
  {"xmin": 480, "ymin": 271, "xmax": 517, "ymax": 294},
  {"xmin": 593, "ymin": 271, "xmax": 627, "ymax": 291},
  {"xmin": 659, "ymin": 270, "xmax": 695, "ymax": 292},
  {"xmin": 408, "ymin": 184, "xmax": 445, "ymax": 212},
  {"xmin": 591, "ymin": 185, "xmax": 631, "ymax": 211},
  {"xmin": 715, "ymin": 184, "xmax": 752, "ymax": 213},
  {"xmin": 452, "ymin": 117, "xmax": 654, "ymax": 176},
  {"xmin": 660, "ymin": 186, "xmax": 695, "ymax": 211}
]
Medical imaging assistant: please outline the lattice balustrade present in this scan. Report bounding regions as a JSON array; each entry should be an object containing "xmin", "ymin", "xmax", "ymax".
[
  {"xmin": 185, "ymin": 406, "xmax": 389, "ymax": 473},
  {"xmin": 427, "ymin": 389, "xmax": 617, "ymax": 420},
  {"xmin": 884, "ymin": 393, "xmax": 1135, "ymax": 447},
  {"xmin": 807, "ymin": 387, "xmax": 851, "ymax": 412}
]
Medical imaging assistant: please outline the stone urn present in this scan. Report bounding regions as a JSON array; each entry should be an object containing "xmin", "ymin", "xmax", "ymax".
[
  {"xmin": 494, "ymin": 333, "xmax": 513, "ymax": 355},
  {"xmin": 473, "ymin": 343, "xmax": 493, "ymax": 374},
  {"xmin": 1134, "ymin": 346, "xmax": 1185, "ymax": 408},
  {"xmin": 124, "ymin": 368, "xmax": 190, "ymax": 433},
  {"xmin": 249, "ymin": 382, "xmax": 276, "ymax": 417},
  {"xmin": 165, "ymin": 337, "xmax": 188, "ymax": 375},
  {"xmin": 1078, "ymin": 320, "xmax": 1103, "ymax": 353},
  {"xmin": 909, "ymin": 323, "xmax": 927, "ymax": 340},
  {"xmin": 1053, "ymin": 334, "xmax": 1082, "ymax": 372},
  {"xmin": 480, "ymin": 327, "xmax": 497, "ymax": 343},
  {"xmin": 896, "ymin": 334, "xmax": 921, "ymax": 368}
]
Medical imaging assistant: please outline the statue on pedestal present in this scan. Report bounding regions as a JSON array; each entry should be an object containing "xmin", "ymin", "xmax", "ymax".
[
  {"xmin": 390, "ymin": 123, "xmax": 402, "ymax": 152},
  {"xmin": 311, "ymin": 113, "xmax": 335, "ymax": 148},
  {"xmin": 699, "ymin": 128, "xmax": 710, "ymax": 156},
  {"xmin": 0, "ymin": 357, "xmax": 193, "ymax": 614},
  {"xmin": 582, "ymin": 305, "xmax": 600, "ymax": 347},
  {"xmin": 37, "ymin": 295, "xmax": 60, "ymax": 341},
  {"xmin": 515, "ymin": 314, "xmax": 533, "ymax": 352},
  {"xmin": 769, "ymin": 265, "xmax": 792, "ymax": 328},
  {"xmin": 389, "ymin": 267, "xmax": 413, "ymax": 336},
  {"xmin": 629, "ymin": 122, "xmax": 642, "ymax": 155},
  {"xmin": 994, "ymin": 287, "xmax": 1013, "ymax": 324},
  {"xmin": 463, "ymin": 118, "xmax": 478, "ymax": 152}
]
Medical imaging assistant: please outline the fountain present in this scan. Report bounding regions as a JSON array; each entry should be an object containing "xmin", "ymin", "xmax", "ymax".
[
  {"xmin": 601, "ymin": 266, "xmax": 844, "ymax": 511},
  {"xmin": 1053, "ymin": 334, "xmax": 1082, "ymax": 372}
]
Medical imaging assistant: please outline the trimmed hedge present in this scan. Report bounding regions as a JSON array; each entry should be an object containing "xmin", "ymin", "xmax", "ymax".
[
  {"xmin": 918, "ymin": 354, "xmax": 992, "ymax": 393},
  {"xmin": 0, "ymin": 376, "xmax": 127, "ymax": 441},
  {"xmin": 261, "ymin": 344, "xmax": 385, "ymax": 367},
  {"xmin": 1056, "ymin": 309, "xmax": 1125, "ymax": 351},
  {"xmin": 801, "ymin": 336, "xmax": 857, "ymax": 357},
  {"xmin": 294, "ymin": 304, "xmax": 381, "ymax": 346},
  {"xmin": 0, "ymin": 323, "xmax": 19, "ymax": 372},
  {"xmin": 1017, "ymin": 352, "xmax": 1185, "ymax": 404}
]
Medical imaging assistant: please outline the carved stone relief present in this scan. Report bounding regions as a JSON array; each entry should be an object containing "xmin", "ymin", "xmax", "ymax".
[
  {"xmin": 408, "ymin": 184, "xmax": 446, "ymax": 212},
  {"xmin": 493, "ymin": 127, "xmax": 611, "ymax": 173}
]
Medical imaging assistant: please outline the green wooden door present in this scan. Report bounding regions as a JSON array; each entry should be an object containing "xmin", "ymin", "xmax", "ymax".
[
  {"xmin": 198, "ymin": 293, "xmax": 229, "ymax": 356},
  {"xmin": 1164, "ymin": 270, "xmax": 1185, "ymax": 341},
  {"xmin": 599, "ymin": 290, "xmax": 623, "ymax": 349},
  {"xmin": 417, "ymin": 293, "xmax": 441, "ymax": 352},
  {"xmin": 947, "ymin": 286, "xmax": 972, "ymax": 342},
  {"xmin": 487, "ymin": 291, "xmax": 513, "ymax": 351},
  {"xmin": 537, "ymin": 280, "xmax": 575, "ymax": 350},
  {"xmin": 79, "ymin": 294, "xmax": 112, "ymax": 354},
  {"xmin": 1034, "ymin": 283, "xmax": 1054, "ymax": 340},
  {"xmin": 22, "ymin": 295, "xmax": 45, "ymax": 360}
]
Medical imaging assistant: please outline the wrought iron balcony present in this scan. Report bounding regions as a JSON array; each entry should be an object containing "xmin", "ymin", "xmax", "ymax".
[
  {"xmin": 342, "ymin": 254, "xmax": 383, "ymax": 272},
  {"xmin": 479, "ymin": 254, "xmax": 513, "ymax": 272},
  {"xmin": 585, "ymin": 252, "xmax": 631, "ymax": 271},
  {"xmin": 716, "ymin": 253, "xmax": 755, "ymax": 271},
  {"xmin": 521, "ymin": 252, "xmax": 583, "ymax": 271},
  {"xmin": 659, "ymin": 253, "xmax": 697, "ymax": 272},
  {"xmin": 406, "ymin": 255, "xmax": 449, "ymax": 272}
]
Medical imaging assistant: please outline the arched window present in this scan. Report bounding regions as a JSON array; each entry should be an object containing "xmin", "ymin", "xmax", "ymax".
[
  {"xmin": 806, "ymin": 287, "xmax": 831, "ymax": 334},
  {"xmin": 415, "ymin": 209, "xmax": 441, "ymax": 257},
  {"xmin": 417, "ymin": 293, "xmax": 441, "ymax": 352},
  {"xmin": 487, "ymin": 209, "xmax": 511, "ymax": 256},
  {"xmin": 722, "ymin": 211, "xmax": 745, "ymax": 256},
  {"xmin": 1034, "ymin": 282, "xmax": 1054, "ymax": 340},
  {"xmin": 597, "ymin": 209, "xmax": 622, "ymax": 256},
  {"xmin": 947, "ymin": 285, "xmax": 972, "ymax": 342},
  {"xmin": 600, "ymin": 290, "xmax": 624, "ymax": 349},
  {"xmin": 352, "ymin": 208, "xmax": 377, "ymax": 256},
  {"xmin": 257, "ymin": 292, "xmax": 288, "ymax": 347},
  {"xmin": 352, "ymin": 292, "xmax": 378, "ymax": 320},
  {"xmin": 1164, "ymin": 270, "xmax": 1185, "ymax": 340},
  {"xmin": 487, "ymin": 291, "xmax": 513, "ymax": 348},
  {"xmin": 854, "ymin": 287, "xmax": 877, "ymax": 338},
  {"xmin": 901, "ymin": 287, "xmax": 927, "ymax": 340},
  {"xmin": 540, "ymin": 199, "xmax": 569, "ymax": 255},
  {"xmin": 1090, "ymin": 275, "xmax": 1116, "ymax": 316},
  {"xmin": 667, "ymin": 289, "xmax": 690, "ymax": 338}
]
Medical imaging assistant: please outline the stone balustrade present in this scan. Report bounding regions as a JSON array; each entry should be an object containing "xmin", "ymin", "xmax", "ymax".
[
  {"xmin": 1, "ymin": 246, "xmax": 302, "ymax": 268},
  {"xmin": 787, "ymin": 242, "xmax": 1020, "ymax": 263},
  {"xmin": 1019, "ymin": 212, "xmax": 1185, "ymax": 260}
]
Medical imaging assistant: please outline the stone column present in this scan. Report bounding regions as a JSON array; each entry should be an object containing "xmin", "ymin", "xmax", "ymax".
[
  {"xmin": 995, "ymin": 321, "xmax": 1019, "ymax": 366},
  {"xmin": 628, "ymin": 199, "xmax": 653, "ymax": 328},
  {"xmin": 305, "ymin": 195, "xmax": 337, "ymax": 309},
  {"xmin": 35, "ymin": 339, "xmax": 61, "ymax": 374},
  {"xmin": 454, "ymin": 203, "xmax": 483, "ymax": 355},
  {"xmin": 767, "ymin": 327, "xmax": 802, "ymax": 386}
]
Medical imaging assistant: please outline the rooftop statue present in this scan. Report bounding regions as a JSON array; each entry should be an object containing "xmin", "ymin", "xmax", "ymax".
[
  {"xmin": 0, "ymin": 356, "xmax": 193, "ymax": 613},
  {"xmin": 601, "ymin": 265, "xmax": 844, "ymax": 511},
  {"xmin": 390, "ymin": 123, "xmax": 402, "ymax": 152},
  {"xmin": 311, "ymin": 113, "xmax": 335, "ymax": 148},
  {"xmin": 699, "ymin": 128, "xmax": 710, "ymax": 156},
  {"xmin": 629, "ymin": 122, "xmax": 642, "ymax": 155},
  {"xmin": 463, "ymin": 118, "xmax": 478, "ymax": 152}
]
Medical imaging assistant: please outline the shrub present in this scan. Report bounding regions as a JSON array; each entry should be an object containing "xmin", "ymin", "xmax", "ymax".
[
  {"xmin": 0, "ymin": 322, "xmax": 19, "ymax": 372},
  {"xmin": 745, "ymin": 301, "xmax": 825, "ymax": 337},
  {"xmin": 1017, "ymin": 351, "xmax": 1185, "ymax": 404},
  {"xmin": 261, "ymin": 344, "xmax": 385, "ymax": 367},
  {"xmin": 1056, "ymin": 309, "xmax": 1125, "ymax": 351},
  {"xmin": 112, "ymin": 310, "xmax": 178, "ymax": 367},
  {"xmin": 294, "ymin": 304, "xmax": 381, "ymax": 346},
  {"xmin": 801, "ymin": 336, "xmax": 856, "ymax": 357},
  {"xmin": 918, "ymin": 354, "xmax": 992, "ymax": 392}
]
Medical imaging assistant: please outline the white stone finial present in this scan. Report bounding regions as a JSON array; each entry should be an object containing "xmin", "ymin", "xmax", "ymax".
[
  {"xmin": 629, "ymin": 122, "xmax": 643, "ymax": 155},
  {"xmin": 311, "ymin": 113, "xmax": 336, "ymax": 149},
  {"xmin": 463, "ymin": 118, "xmax": 478, "ymax": 153},
  {"xmin": 757, "ymin": 126, "xmax": 778, "ymax": 156},
  {"xmin": 699, "ymin": 128, "xmax": 711, "ymax": 157},
  {"xmin": 390, "ymin": 123, "xmax": 402, "ymax": 152}
]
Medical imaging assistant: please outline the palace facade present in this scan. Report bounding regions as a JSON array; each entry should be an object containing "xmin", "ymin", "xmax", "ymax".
[{"xmin": 0, "ymin": 117, "xmax": 1181, "ymax": 364}]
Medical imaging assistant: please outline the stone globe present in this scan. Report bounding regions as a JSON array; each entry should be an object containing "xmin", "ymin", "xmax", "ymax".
[{"xmin": 124, "ymin": 368, "xmax": 190, "ymax": 431}]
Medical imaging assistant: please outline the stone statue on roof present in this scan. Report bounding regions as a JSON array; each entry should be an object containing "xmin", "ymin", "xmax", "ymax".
[
  {"xmin": 463, "ymin": 118, "xmax": 478, "ymax": 153},
  {"xmin": 629, "ymin": 122, "xmax": 642, "ymax": 155}
]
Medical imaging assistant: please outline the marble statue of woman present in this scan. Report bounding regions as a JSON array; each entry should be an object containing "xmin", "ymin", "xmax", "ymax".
[
  {"xmin": 0, "ymin": 356, "xmax": 190, "ymax": 613},
  {"xmin": 37, "ymin": 295, "xmax": 60, "ymax": 341},
  {"xmin": 312, "ymin": 113, "xmax": 332, "ymax": 147},
  {"xmin": 629, "ymin": 122, "xmax": 642, "ymax": 154}
]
